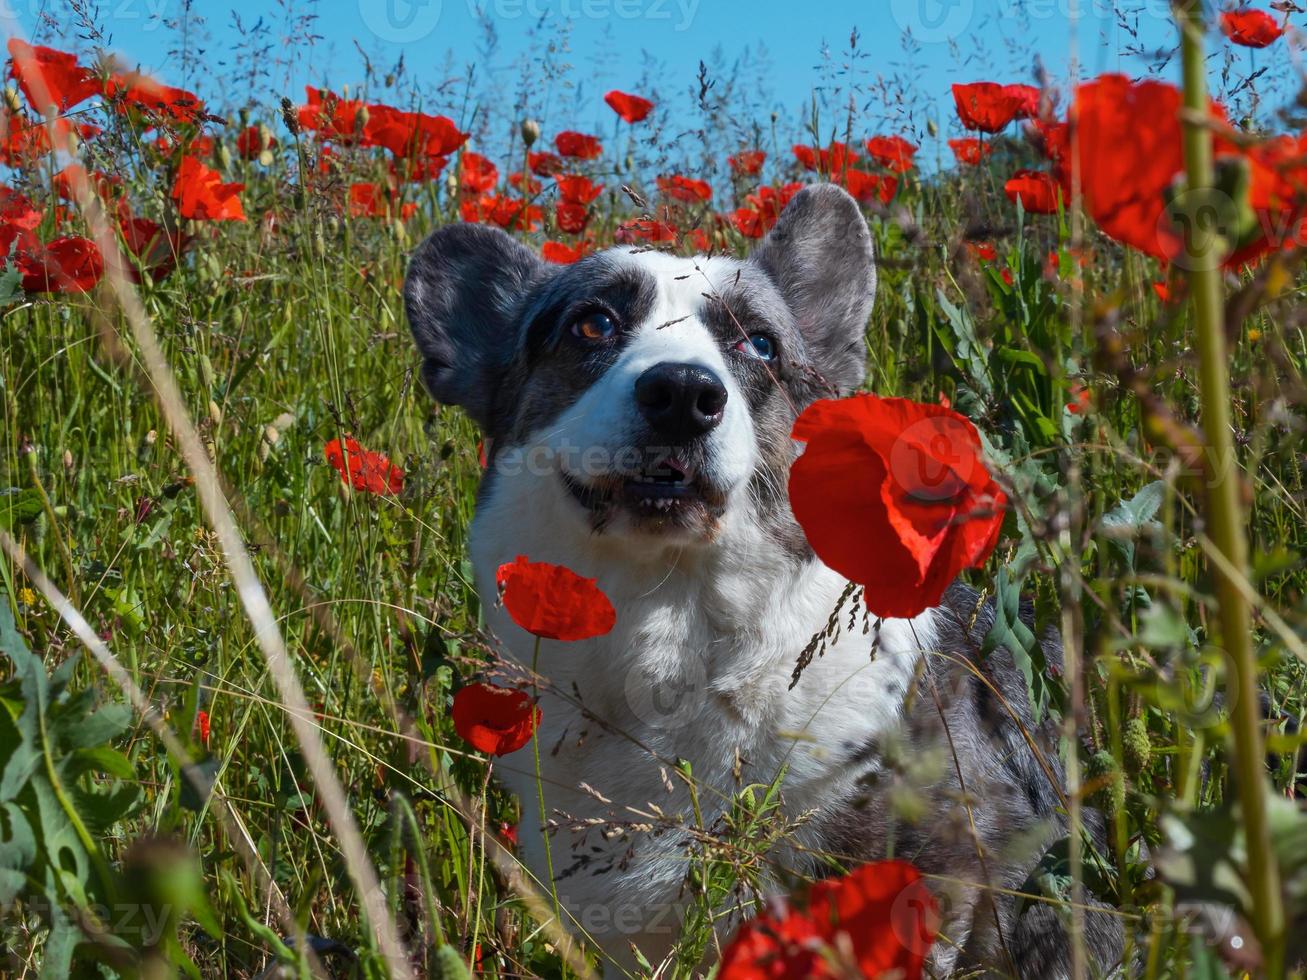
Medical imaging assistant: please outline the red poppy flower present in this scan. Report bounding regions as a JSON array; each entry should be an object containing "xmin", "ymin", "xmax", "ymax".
[
  {"xmin": 1003, "ymin": 83, "xmax": 1045, "ymax": 120},
  {"xmin": 793, "ymin": 141, "xmax": 859, "ymax": 174},
  {"xmin": 948, "ymin": 138, "xmax": 993, "ymax": 165},
  {"xmin": 349, "ymin": 182, "xmax": 390, "ymax": 218},
  {"xmin": 195, "ymin": 709, "xmax": 211, "ymax": 747},
  {"xmin": 1067, "ymin": 386, "xmax": 1092, "ymax": 415},
  {"xmin": 6, "ymin": 40, "xmax": 101, "ymax": 112},
  {"xmin": 555, "ymin": 202, "xmax": 590, "ymax": 234},
  {"xmin": 615, "ymin": 219, "xmax": 679, "ymax": 244},
  {"xmin": 172, "ymin": 155, "xmax": 245, "ymax": 222},
  {"xmin": 0, "ymin": 184, "xmax": 41, "ymax": 256},
  {"xmin": 451, "ymin": 683, "xmax": 540, "ymax": 756},
  {"xmin": 296, "ymin": 86, "xmax": 367, "ymax": 142},
  {"xmin": 687, "ymin": 227, "xmax": 711, "ymax": 252},
  {"xmin": 728, "ymin": 149, "xmax": 767, "ymax": 176},
  {"xmin": 788, "ymin": 395, "xmax": 1007, "ymax": 619},
  {"xmin": 732, "ymin": 208, "xmax": 766, "ymax": 239},
  {"xmin": 842, "ymin": 170, "xmax": 898, "ymax": 206},
  {"xmin": 555, "ymin": 173, "xmax": 604, "ymax": 205},
  {"xmin": 952, "ymin": 82, "xmax": 1024, "ymax": 133},
  {"xmin": 365, "ymin": 106, "xmax": 468, "ymax": 158},
  {"xmin": 508, "ymin": 170, "xmax": 542, "ymax": 194},
  {"xmin": 53, "ymin": 163, "xmax": 122, "ymax": 203},
  {"xmin": 718, "ymin": 861, "xmax": 938, "ymax": 980},
  {"xmin": 460, "ymin": 152, "xmax": 499, "ymax": 193},
  {"xmin": 114, "ymin": 74, "xmax": 207, "ymax": 124},
  {"xmin": 864, "ymin": 135, "xmax": 918, "ymax": 173},
  {"xmin": 1004, "ymin": 169, "xmax": 1062, "ymax": 214},
  {"xmin": 529, "ymin": 151, "xmax": 565, "ymax": 176},
  {"xmin": 966, "ymin": 241, "xmax": 998, "ymax": 262},
  {"xmin": 120, "ymin": 217, "xmax": 187, "ymax": 283},
  {"xmin": 495, "ymin": 555, "xmax": 616, "ymax": 641},
  {"xmin": 235, "ymin": 125, "xmax": 276, "ymax": 159},
  {"xmin": 1072, "ymin": 75, "xmax": 1187, "ymax": 262},
  {"xmin": 1153, "ymin": 281, "xmax": 1171, "ymax": 303},
  {"xmin": 555, "ymin": 130, "xmax": 603, "ymax": 160},
  {"xmin": 462, "ymin": 194, "xmax": 541, "ymax": 231},
  {"xmin": 324, "ymin": 437, "xmax": 405, "ymax": 495},
  {"xmin": 0, "ymin": 111, "xmax": 96, "ymax": 167},
  {"xmin": 1221, "ymin": 8, "xmax": 1284, "ymax": 47},
  {"xmin": 16, "ymin": 236, "xmax": 104, "ymax": 294},
  {"xmin": 604, "ymin": 89, "xmax": 655, "ymax": 123},
  {"xmin": 498, "ymin": 821, "xmax": 519, "ymax": 847},
  {"xmin": 657, "ymin": 174, "xmax": 712, "ymax": 203},
  {"xmin": 542, "ymin": 239, "xmax": 591, "ymax": 264}
]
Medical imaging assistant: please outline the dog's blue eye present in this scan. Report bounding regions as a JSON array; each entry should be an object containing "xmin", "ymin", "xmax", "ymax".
[
  {"xmin": 572, "ymin": 312, "xmax": 616, "ymax": 341},
  {"xmin": 736, "ymin": 333, "xmax": 776, "ymax": 360}
]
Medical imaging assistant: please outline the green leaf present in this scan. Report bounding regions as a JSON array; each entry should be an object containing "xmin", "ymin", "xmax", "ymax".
[
  {"xmin": 981, "ymin": 566, "xmax": 1057, "ymax": 723},
  {"xmin": 0, "ymin": 489, "xmax": 44, "ymax": 529}
]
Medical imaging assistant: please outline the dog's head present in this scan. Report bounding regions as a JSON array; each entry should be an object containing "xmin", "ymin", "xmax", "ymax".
[{"xmin": 404, "ymin": 185, "xmax": 875, "ymax": 554}]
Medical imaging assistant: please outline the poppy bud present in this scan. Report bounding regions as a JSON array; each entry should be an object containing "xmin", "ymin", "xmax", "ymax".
[
  {"xmin": 384, "ymin": 73, "xmax": 395, "ymax": 88},
  {"xmin": 445, "ymin": 169, "xmax": 459, "ymax": 196},
  {"xmin": 279, "ymin": 97, "xmax": 300, "ymax": 136},
  {"xmin": 354, "ymin": 105, "xmax": 369, "ymax": 137},
  {"xmin": 216, "ymin": 142, "xmax": 232, "ymax": 170},
  {"xmin": 927, "ymin": 118, "xmax": 939, "ymax": 138},
  {"xmin": 62, "ymin": 449, "xmax": 73, "ymax": 472},
  {"xmin": 521, "ymin": 118, "xmax": 541, "ymax": 147},
  {"xmin": 3, "ymin": 85, "xmax": 21, "ymax": 114},
  {"xmin": 258, "ymin": 149, "xmax": 273, "ymax": 167}
]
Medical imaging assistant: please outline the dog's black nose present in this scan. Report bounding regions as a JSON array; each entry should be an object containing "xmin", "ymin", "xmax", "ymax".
[{"xmin": 635, "ymin": 362, "xmax": 728, "ymax": 440}]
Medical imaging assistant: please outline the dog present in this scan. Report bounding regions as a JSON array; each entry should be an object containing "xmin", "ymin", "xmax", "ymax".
[{"xmin": 404, "ymin": 185, "xmax": 1122, "ymax": 977}]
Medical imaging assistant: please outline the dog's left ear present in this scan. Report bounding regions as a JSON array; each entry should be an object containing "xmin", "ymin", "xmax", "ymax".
[{"xmin": 750, "ymin": 184, "xmax": 876, "ymax": 394}]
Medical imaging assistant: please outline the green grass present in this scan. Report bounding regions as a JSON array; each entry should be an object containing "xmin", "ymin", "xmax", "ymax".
[{"xmin": 2, "ymin": 58, "xmax": 1307, "ymax": 980}]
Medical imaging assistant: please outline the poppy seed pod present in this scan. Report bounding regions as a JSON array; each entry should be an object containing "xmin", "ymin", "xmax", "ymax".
[{"xmin": 521, "ymin": 118, "xmax": 541, "ymax": 147}]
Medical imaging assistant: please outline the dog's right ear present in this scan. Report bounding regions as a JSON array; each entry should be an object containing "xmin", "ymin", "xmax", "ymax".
[{"xmin": 404, "ymin": 223, "xmax": 545, "ymax": 429}]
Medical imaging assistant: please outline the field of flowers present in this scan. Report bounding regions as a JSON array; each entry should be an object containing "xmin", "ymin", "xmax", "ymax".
[{"xmin": 1, "ymin": 2, "xmax": 1306, "ymax": 977}]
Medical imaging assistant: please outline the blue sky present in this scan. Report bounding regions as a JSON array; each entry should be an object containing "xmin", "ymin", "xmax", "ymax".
[{"xmin": 13, "ymin": 0, "xmax": 1282, "ymax": 159}]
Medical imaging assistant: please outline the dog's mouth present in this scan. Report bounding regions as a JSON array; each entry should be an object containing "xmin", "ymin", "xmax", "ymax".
[{"xmin": 561, "ymin": 456, "xmax": 726, "ymax": 532}]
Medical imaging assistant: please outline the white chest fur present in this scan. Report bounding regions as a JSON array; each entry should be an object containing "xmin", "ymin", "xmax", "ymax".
[{"xmin": 468, "ymin": 467, "xmax": 936, "ymax": 973}]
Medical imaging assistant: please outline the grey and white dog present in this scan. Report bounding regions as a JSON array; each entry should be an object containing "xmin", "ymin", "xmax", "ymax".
[{"xmin": 404, "ymin": 185, "xmax": 1122, "ymax": 977}]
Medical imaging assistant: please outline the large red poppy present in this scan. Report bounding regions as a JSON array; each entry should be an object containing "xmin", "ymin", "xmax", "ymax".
[
  {"xmin": 324, "ymin": 437, "xmax": 405, "ymax": 495},
  {"xmin": 113, "ymin": 74, "xmax": 207, "ymax": 124},
  {"xmin": 495, "ymin": 555, "xmax": 616, "ymax": 641},
  {"xmin": 1220, "ymin": 8, "xmax": 1285, "ymax": 47},
  {"xmin": 172, "ymin": 155, "xmax": 245, "ymax": 222},
  {"xmin": 1004, "ymin": 169, "xmax": 1063, "ymax": 214},
  {"xmin": 451, "ymin": 683, "xmax": 540, "ymax": 756},
  {"xmin": 16, "ymin": 236, "xmax": 104, "ymax": 294},
  {"xmin": 297, "ymin": 86, "xmax": 367, "ymax": 142},
  {"xmin": 864, "ymin": 136, "xmax": 918, "ymax": 173},
  {"xmin": 6, "ymin": 40, "xmax": 100, "ymax": 112},
  {"xmin": 542, "ymin": 239, "xmax": 591, "ymax": 264},
  {"xmin": 555, "ymin": 202, "xmax": 590, "ymax": 234},
  {"xmin": 792, "ymin": 141, "xmax": 859, "ymax": 174},
  {"xmin": 120, "ymin": 217, "xmax": 187, "ymax": 284},
  {"xmin": 718, "ymin": 861, "xmax": 938, "ymax": 980},
  {"xmin": 952, "ymin": 82, "xmax": 1024, "ymax": 133},
  {"xmin": 789, "ymin": 395, "xmax": 1006, "ymax": 619},
  {"xmin": 603, "ymin": 89, "xmax": 655, "ymax": 123},
  {"xmin": 466, "ymin": 194, "xmax": 541, "ymax": 232},
  {"xmin": 657, "ymin": 174, "xmax": 712, "ymax": 203},
  {"xmin": 1071, "ymin": 75, "xmax": 1187, "ymax": 262},
  {"xmin": 728, "ymin": 149, "xmax": 767, "ymax": 176},
  {"xmin": 365, "ymin": 105, "xmax": 468, "ymax": 159},
  {"xmin": 235, "ymin": 125, "xmax": 277, "ymax": 159},
  {"xmin": 555, "ymin": 174, "xmax": 604, "ymax": 205},
  {"xmin": 1003, "ymin": 83, "xmax": 1045, "ymax": 120},
  {"xmin": 555, "ymin": 130, "xmax": 604, "ymax": 159},
  {"xmin": 0, "ymin": 185, "xmax": 41, "ymax": 256},
  {"xmin": 615, "ymin": 219, "xmax": 679, "ymax": 243},
  {"xmin": 842, "ymin": 170, "xmax": 898, "ymax": 206},
  {"xmin": 529, "ymin": 151, "xmax": 565, "ymax": 176},
  {"xmin": 460, "ymin": 152, "xmax": 499, "ymax": 193},
  {"xmin": 948, "ymin": 138, "xmax": 993, "ymax": 166}
]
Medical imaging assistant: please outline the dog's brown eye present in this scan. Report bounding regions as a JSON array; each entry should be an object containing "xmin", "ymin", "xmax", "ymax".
[{"xmin": 571, "ymin": 312, "xmax": 616, "ymax": 341}]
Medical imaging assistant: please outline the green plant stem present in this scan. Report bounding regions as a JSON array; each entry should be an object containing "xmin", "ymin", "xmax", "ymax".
[
  {"xmin": 1175, "ymin": 3, "xmax": 1285, "ymax": 974},
  {"xmin": 24, "ymin": 445, "xmax": 78, "ymax": 606},
  {"xmin": 530, "ymin": 635, "xmax": 561, "ymax": 926}
]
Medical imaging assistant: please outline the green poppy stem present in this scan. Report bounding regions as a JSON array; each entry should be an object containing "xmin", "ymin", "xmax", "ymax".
[{"xmin": 1174, "ymin": 3, "xmax": 1285, "ymax": 974}]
